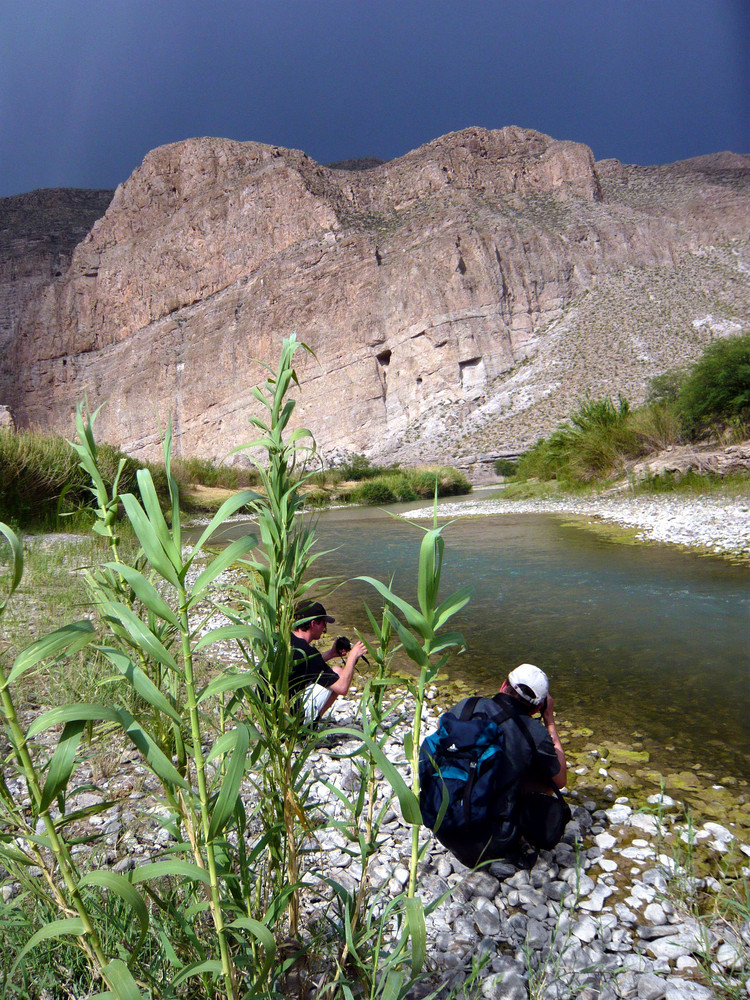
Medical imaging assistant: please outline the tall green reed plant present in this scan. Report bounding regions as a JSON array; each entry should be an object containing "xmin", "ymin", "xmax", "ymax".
[
  {"xmin": 1, "ymin": 380, "xmax": 284, "ymax": 997},
  {"xmin": 69, "ymin": 346, "xmax": 334, "ymax": 996},
  {"xmin": 311, "ymin": 508, "xmax": 471, "ymax": 995},
  {"xmin": 1, "ymin": 337, "xmax": 475, "ymax": 999},
  {"xmin": 220, "ymin": 334, "xmax": 348, "ymax": 940},
  {"xmin": 0, "ymin": 521, "xmax": 135, "ymax": 997},
  {"xmin": 359, "ymin": 511, "xmax": 470, "ymax": 898},
  {"xmin": 67, "ymin": 407, "xmax": 271, "ymax": 998}
]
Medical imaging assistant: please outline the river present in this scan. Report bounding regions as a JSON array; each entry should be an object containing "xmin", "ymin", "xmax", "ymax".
[{"xmin": 219, "ymin": 497, "xmax": 750, "ymax": 780}]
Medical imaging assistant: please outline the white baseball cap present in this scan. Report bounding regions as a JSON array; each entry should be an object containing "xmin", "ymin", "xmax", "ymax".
[{"xmin": 508, "ymin": 663, "xmax": 549, "ymax": 705}]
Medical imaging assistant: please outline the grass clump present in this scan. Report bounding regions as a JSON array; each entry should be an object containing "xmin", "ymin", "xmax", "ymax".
[
  {"xmin": 171, "ymin": 454, "xmax": 259, "ymax": 490},
  {"xmin": 0, "ymin": 427, "xmax": 166, "ymax": 529},
  {"xmin": 516, "ymin": 394, "xmax": 647, "ymax": 485},
  {"xmin": 348, "ymin": 466, "xmax": 471, "ymax": 505}
]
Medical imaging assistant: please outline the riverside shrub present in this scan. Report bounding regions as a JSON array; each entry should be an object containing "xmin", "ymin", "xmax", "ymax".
[
  {"xmin": 515, "ymin": 395, "xmax": 646, "ymax": 484},
  {"xmin": 172, "ymin": 455, "xmax": 259, "ymax": 490},
  {"xmin": 677, "ymin": 332, "xmax": 750, "ymax": 435},
  {"xmin": 349, "ymin": 467, "xmax": 471, "ymax": 504},
  {"xmin": 494, "ymin": 457, "xmax": 518, "ymax": 477}
]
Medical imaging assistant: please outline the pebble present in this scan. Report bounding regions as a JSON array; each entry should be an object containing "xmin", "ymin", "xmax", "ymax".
[{"xmin": 19, "ymin": 685, "xmax": 746, "ymax": 1000}]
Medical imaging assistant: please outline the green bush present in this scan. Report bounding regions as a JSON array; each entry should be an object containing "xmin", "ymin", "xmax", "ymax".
[
  {"xmin": 646, "ymin": 367, "xmax": 687, "ymax": 406},
  {"xmin": 303, "ymin": 486, "xmax": 330, "ymax": 507},
  {"xmin": 628, "ymin": 401, "xmax": 682, "ymax": 451},
  {"xmin": 172, "ymin": 455, "xmax": 258, "ymax": 489},
  {"xmin": 336, "ymin": 453, "xmax": 386, "ymax": 481},
  {"xmin": 493, "ymin": 457, "xmax": 518, "ymax": 477},
  {"xmin": 385, "ymin": 473, "xmax": 418, "ymax": 501},
  {"xmin": 347, "ymin": 466, "xmax": 470, "ymax": 505},
  {"xmin": 350, "ymin": 479, "xmax": 397, "ymax": 504},
  {"xmin": 434, "ymin": 465, "xmax": 472, "ymax": 496},
  {"xmin": 515, "ymin": 396, "xmax": 646, "ymax": 485},
  {"xmin": 677, "ymin": 332, "xmax": 750, "ymax": 435},
  {"xmin": 409, "ymin": 470, "xmax": 440, "ymax": 498}
]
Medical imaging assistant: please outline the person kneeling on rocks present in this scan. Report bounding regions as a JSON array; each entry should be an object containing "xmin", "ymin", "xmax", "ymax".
[
  {"xmin": 290, "ymin": 600, "xmax": 366, "ymax": 723},
  {"xmin": 419, "ymin": 663, "xmax": 569, "ymax": 870}
]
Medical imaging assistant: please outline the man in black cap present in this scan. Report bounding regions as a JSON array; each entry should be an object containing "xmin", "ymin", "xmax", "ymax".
[{"xmin": 290, "ymin": 600, "xmax": 366, "ymax": 722}]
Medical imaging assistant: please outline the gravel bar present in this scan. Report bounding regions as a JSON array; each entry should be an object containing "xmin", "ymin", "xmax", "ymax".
[{"xmin": 406, "ymin": 493, "xmax": 750, "ymax": 561}]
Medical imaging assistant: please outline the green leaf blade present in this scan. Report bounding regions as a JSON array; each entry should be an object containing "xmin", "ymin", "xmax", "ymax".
[
  {"xmin": 208, "ymin": 724, "xmax": 250, "ymax": 840},
  {"xmin": 8, "ymin": 621, "xmax": 96, "ymax": 685}
]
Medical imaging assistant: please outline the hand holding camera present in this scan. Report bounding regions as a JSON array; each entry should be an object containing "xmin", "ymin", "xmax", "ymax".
[{"xmin": 334, "ymin": 635, "xmax": 369, "ymax": 665}]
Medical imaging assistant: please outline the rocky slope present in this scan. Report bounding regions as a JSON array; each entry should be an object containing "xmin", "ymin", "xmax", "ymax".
[{"xmin": 1, "ymin": 129, "xmax": 748, "ymax": 467}]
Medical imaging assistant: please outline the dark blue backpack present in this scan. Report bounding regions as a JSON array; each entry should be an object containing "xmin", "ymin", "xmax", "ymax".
[{"xmin": 419, "ymin": 697, "xmax": 513, "ymax": 834}]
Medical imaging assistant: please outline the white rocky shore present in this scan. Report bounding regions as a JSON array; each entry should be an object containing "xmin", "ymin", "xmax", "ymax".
[
  {"xmin": 9, "ymin": 688, "xmax": 747, "ymax": 999},
  {"xmin": 298, "ymin": 695, "xmax": 750, "ymax": 1000},
  {"xmin": 406, "ymin": 493, "xmax": 750, "ymax": 562}
]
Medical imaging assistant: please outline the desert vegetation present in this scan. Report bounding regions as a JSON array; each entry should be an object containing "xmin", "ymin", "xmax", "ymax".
[
  {"xmin": 0, "ymin": 430, "xmax": 470, "ymax": 531},
  {"xmin": 302, "ymin": 456, "xmax": 470, "ymax": 508},
  {"xmin": 509, "ymin": 333, "xmax": 750, "ymax": 491}
]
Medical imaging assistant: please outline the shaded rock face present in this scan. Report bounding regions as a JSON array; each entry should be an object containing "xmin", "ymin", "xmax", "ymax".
[
  {"xmin": 3, "ymin": 128, "xmax": 749, "ymax": 464},
  {"xmin": 0, "ymin": 188, "xmax": 113, "ymax": 368}
]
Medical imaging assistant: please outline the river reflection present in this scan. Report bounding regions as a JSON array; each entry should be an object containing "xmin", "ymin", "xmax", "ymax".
[{"xmin": 215, "ymin": 498, "xmax": 750, "ymax": 778}]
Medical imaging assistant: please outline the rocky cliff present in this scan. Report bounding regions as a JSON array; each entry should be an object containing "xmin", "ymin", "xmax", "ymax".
[
  {"xmin": 2, "ymin": 128, "xmax": 748, "ymax": 469},
  {"xmin": 0, "ymin": 188, "xmax": 113, "ymax": 365}
]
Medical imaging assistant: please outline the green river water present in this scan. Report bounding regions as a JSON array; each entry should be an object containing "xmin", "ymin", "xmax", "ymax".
[{"xmin": 219, "ymin": 497, "xmax": 750, "ymax": 782}]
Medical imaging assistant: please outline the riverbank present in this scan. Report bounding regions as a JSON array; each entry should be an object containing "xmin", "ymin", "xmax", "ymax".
[
  {"xmin": 2, "ymin": 531, "xmax": 748, "ymax": 997},
  {"xmin": 405, "ymin": 492, "xmax": 750, "ymax": 563},
  {"xmin": 22, "ymin": 686, "xmax": 745, "ymax": 999},
  {"xmin": 304, "ymin": 694, "xmax": 750, "ymax": 1000}
]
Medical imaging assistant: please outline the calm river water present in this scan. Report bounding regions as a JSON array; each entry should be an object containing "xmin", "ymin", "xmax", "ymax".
[{"xmin": 219, "ymin": 498, "xmax": 750, "ymax": 779}]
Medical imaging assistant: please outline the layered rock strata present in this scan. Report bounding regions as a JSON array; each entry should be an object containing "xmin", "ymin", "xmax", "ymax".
[{"xmin": 2, "ymin": 130, "xmax": 748, "ymax": 463}]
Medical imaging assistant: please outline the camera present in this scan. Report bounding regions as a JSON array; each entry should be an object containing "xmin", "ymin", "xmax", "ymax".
[{"xmin": 335, "ymin": 636, "xmax": 352, "ymax": 655}]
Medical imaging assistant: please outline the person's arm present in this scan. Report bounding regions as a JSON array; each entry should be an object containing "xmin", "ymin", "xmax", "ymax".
[
  {"xmin": 541, "ymin": 695, "xmax": 567, "ymax": 788},
  {"xmin": 321, "ymin": 642, "xmax": 339, "ymax": 662},
  {"xmin": 327, "ymin": 641, "xmax": 366, "ymax": 696}
]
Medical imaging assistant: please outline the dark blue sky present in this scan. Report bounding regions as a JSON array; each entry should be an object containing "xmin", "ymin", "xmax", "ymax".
[{"xmin": 1, "ymin": 0, "xmax": 748, "ymax": 198}]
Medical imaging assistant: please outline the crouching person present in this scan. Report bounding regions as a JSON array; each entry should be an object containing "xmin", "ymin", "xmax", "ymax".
[
  {"xmin": 419, "ymin": 663, "xmax": 569, "ymax": 870},
  {"xmin": 290, "ymin": 600, "xmax": 366, "ymax": 723}
]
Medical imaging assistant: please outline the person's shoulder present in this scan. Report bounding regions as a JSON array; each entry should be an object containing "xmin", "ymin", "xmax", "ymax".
[
  {"xmin": 451, "ymin": 695, "xmax": 505, "ymax": 718},
  {"xmin": 521, "ymin": 714, "xmax": 555, "ymax": 748},
  {"xmin": 291, "ymin": 634, "xmax": 313, "ymax": 655}
]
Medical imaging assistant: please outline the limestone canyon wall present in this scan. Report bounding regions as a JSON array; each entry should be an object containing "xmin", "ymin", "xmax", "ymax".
[
  {"xmin": 2, "ymin": 128, "xmax": 748, "ymax": 466},
  {"xmin": 0, "ymin": 187, "xmax": 113, "ymax": 363}
]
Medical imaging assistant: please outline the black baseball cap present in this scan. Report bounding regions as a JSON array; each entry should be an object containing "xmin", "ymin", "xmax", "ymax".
[{"xmin": 294, "ymin": 600, "xmax": 335, "ymax": 624}]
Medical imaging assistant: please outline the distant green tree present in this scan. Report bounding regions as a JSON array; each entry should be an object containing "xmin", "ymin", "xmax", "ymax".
[
  {"xmin": 677, "ymin": 333, "xmax": 750, "ymax": 434},
  {"xmin": 337, "ymin": 453, "xmax": 385, "ymax": 480},
  {"xmin": 647, "ymin": 367, "xmax": 687, "ymax": 405},
  {"xmin": 493, "ymin": 457, "xmax": 518, "ymax": 477}
]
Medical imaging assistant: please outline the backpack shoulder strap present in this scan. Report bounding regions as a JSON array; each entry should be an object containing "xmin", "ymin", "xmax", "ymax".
[{"xmin": 458, "ymin": 696, "xmax": 481, "ymax": 721}]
